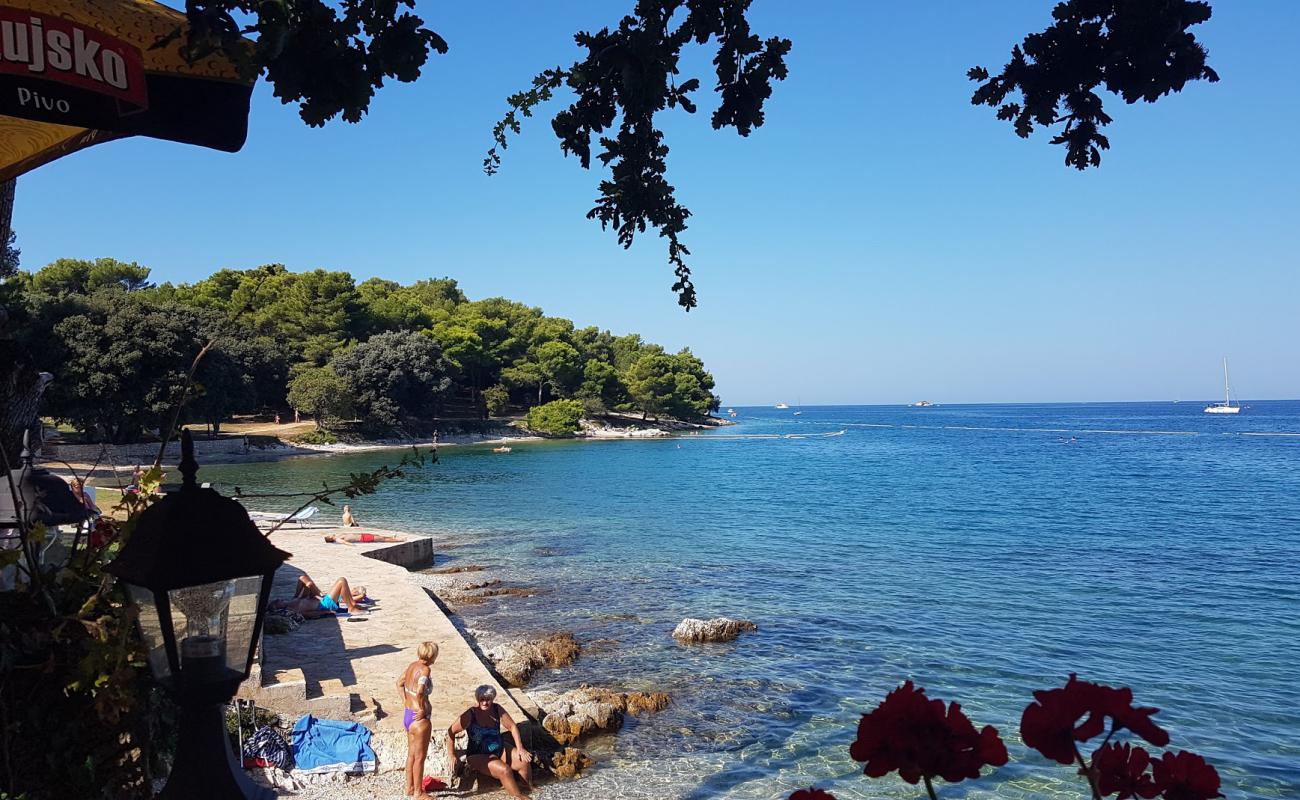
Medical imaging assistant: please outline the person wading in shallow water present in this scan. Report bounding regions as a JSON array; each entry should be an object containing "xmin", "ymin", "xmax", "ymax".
[
  {"xmin": 447, "ymin": 685, "xmax": 533, "ymax": 797},
  {"xmin": 398, "ymin": 642, "xmax": 439, "ymax": 798}
]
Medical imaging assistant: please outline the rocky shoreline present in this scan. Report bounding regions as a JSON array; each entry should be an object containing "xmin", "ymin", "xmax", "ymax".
[{"xmin": 409, "ymin": 564, "xmax": 677, "ymax": 789}]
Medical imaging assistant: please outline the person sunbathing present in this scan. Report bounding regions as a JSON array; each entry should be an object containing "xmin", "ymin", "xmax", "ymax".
[
  {"xmin": 323, "ymin": 532, "xmax": 405, "ymax": 545},
  {"xmin": 270, "ymin": 575, "xmax": 368, "ymax": 617}
]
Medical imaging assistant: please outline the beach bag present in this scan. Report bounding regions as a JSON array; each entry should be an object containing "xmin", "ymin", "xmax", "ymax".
[{"xmin": 242, "ymin": 725, "xmax": 292, "ymax": 770}]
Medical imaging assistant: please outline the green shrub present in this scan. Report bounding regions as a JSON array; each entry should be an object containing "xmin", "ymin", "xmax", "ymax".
[
  {"xmin": 291, "ymin": 430, "xmax": 339, "ymax": 445},
  {"xmin": 482, "ymin": 384, "xmax": 510, "ymax": 417},
  {"xmin": 245, "ymin": 434, "xmax": 281, "ymax": 449},
  {"xmin": 524, "ymin": 399, "xmax": 584, "ymax": 437}
]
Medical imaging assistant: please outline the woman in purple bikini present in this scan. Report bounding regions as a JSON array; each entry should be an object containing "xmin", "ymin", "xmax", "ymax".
[{"xmin": 397, "ymin": 642, "xmax": 438, "ymax": 798}]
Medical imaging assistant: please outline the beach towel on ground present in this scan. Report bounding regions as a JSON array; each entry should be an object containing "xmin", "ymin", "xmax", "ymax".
[
  {"xmin": 242, "ymin": 725, "xmax": 292, "ymax": 770},
  {"xmin": 290, "ymin": 715, "xmax": 376, "ymax": 775}
]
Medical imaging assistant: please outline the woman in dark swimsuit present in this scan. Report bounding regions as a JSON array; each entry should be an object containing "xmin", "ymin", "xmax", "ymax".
[
  {"xmin": 397, "ymin": 642, "xmax": 438, "ymax": 798},
  {"xmin": 446, "ymin": 685, "xmax": 532, "ymax": 797}
]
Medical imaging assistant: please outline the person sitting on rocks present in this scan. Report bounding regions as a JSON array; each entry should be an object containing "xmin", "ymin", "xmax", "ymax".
[
  {"xmin": 323, "ymin": 532, "xmax": 404, "ymax": 545},
  {"xmin": 447, "ymin": 685, "xmax": 533, "ymax": 798},
  {"xmin": 269, "ymin": 574, "xmax": 368, "ymax": 617}
]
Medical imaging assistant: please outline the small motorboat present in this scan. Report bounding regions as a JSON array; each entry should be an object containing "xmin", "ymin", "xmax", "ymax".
[{"xmin": 492, "ymin": 446, "xmax": 513, "ymax": 453}]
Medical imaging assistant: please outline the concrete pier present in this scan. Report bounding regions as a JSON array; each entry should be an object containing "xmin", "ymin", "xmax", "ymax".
[{"xmin": 237, "ymin": 524, "xmax": 537, "ymax": 775}]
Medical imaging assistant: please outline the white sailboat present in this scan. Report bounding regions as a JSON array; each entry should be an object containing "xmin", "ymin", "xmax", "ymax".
[{"xmin": 1203, "ymin": 358, "xmax": 1241, "ymax": 415}]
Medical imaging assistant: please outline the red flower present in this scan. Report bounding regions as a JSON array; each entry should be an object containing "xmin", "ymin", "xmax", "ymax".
[
  {"xmin": 1090, "ymin": 743, "xmax": 1160, "ymax": 799},
  {"xmin": 1021, "ymin": 675, "xmax": 1169, "ymax": 765},
  {"xmin": 1152, "ymin": 751, "xmax": 1222, "ymax": 800},
  {"xmin": 89, "ymin": 518, "xmax": 118, "ymax": 549},
  {"xmin": 788, "ymin": 789, "xmax": 836, "ymax": 800},
  {"xmin": 850, "ymin": 681, "xmax": 1008, "ymax": 786}
]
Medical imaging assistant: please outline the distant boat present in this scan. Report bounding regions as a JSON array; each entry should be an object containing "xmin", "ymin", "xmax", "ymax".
[
  {"xmin": 726, "ymin": 408, "xmax": 735, "ymax": 414},
  {"xmin": 492, "ymin": 446, "xmax": 513, "ymax": 453},
  {"xmin": 910, "ymin": 400, "xmax": 935, "ymax": 407},
  {"xmin": 1204, "ymin": 358, "xmax": 1241, "ymax": 415},
  {"xmin": 793, "ymin": 411, "xmax": 802, "ymax": 416},
  {"xmin": 775, "ymin": 403, "xmax": 789, "ymax": 409}
]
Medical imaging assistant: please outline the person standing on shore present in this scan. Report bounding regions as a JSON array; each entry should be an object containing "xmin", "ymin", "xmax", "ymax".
[{"xmin": 398, "ymin": 642, "xmax": 439, "ymax": 799}]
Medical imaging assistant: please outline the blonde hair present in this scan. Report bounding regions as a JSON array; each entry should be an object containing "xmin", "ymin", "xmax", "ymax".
[{"xmin": 417, "ymin": 641, "xmax": 439, "ymax": 664}]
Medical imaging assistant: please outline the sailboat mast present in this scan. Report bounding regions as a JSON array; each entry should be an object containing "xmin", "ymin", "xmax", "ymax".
[{"xmin": 1223, "ymin": 357, "xmax": 1230, "ymax": 406}]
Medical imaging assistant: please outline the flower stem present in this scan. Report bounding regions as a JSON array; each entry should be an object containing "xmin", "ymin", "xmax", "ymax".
[
  {"xmin": 923, "ymin": 775, "xmax": 939, "ymax": 800},
  {"xmin": 1073, "ymin": 744, "xmax": 1103, "ymax": 800}
]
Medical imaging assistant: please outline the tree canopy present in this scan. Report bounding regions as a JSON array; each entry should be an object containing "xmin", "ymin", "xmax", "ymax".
[
  {"xmin": 7, "ymin": 259, "xmax": 722, "ymax": 438},
  {"xmin": 969, "ymin": 0, "xmax": 1219, "ymax": 169}
]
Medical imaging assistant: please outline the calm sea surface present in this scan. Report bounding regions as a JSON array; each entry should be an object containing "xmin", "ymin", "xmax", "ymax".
[{"xmin": 203, "ymin": 403, "xmax": 1300, "ymax": 799}]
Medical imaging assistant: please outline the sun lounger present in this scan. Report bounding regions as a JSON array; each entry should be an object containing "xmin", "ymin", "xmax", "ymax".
[{"xmin": 247, "ymin": 506, "xmax": 320, "ymax": 526}]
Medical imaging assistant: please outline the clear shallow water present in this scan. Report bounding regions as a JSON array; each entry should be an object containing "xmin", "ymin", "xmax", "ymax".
[{"xmin": 204, "ymin": 403, "xmax": 1300, "ymax": 799}]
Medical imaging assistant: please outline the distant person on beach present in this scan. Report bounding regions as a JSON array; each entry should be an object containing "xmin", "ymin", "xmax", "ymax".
[
  {"xmin": 125, "ymin": 465, "xmax": 144, "ymax": 494},
  {"xmin": 324, "ymin": 532, "xmax": 404, "ymax": 545},
  {"xmin": 342, "ymin": 505, "xmax": 360, "ymax": 527},
  {"xmin": 275, "ymin": 413, "xmax": 282, "ymax": 425},
  {"xmin": 294, "ymin": 409, "xmax": 301, "ymax": 424},
  {"xmin": 270, "ymin": 574, "xmax": 368, "ymax": 616},
  {"xmin": 398, "ymin": 641, "xmax": 439, "ymax": 799},
  {"xmin": 447, "ymin": 685, "xmax": 532, "ymax": 797},
  {"xmin": 70, "ymin": 479, "xmax": 100, "ymax": 532}
]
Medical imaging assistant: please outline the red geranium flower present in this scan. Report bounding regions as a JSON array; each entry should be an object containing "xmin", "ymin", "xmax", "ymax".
[
  {"xmin": 788, "ymin": 789, "xmax": 836, "ymax": 800},
  {"xmin": 1099, "ymin": 686, "xmax": 1170, "ymax": 748},
  {"xmin": 1089, "ymin": 743, "xmax": 1160, "ymax": 799},
  {"xmin": 850, "ymin": 681, "xmax": 1008, "ymax": 786},
  {"xmin": 1021, "ymin": 675, "xmax": 1169, "ymax": 765},
  {"xmin": 89, "ymin": 517, "xmax": 118, "ymax": 549},
  {"xmin": 1152, "ymin": 751, "xmax": 1222, "ymax": 800}
]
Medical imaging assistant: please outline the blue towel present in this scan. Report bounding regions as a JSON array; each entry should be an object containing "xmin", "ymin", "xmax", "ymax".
[{"xmin": 290, "ymin": 715, "xmax": 376, "ymax": 775}]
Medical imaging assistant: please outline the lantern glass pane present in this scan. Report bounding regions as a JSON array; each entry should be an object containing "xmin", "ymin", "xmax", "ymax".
[
  {"xmin": 126, "ymin": 584, "xmax": 172, "ymax": 681},
  {"xmin": 167, "ymin": 579, "xmax": 236, "ymax": 685},
  {"xmin": 224, "ymin": 575, "xmax": 265, "ymax": 675}
]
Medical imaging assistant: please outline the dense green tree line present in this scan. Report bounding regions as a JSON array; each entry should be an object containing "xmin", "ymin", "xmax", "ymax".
[{"xmin": 5, "ymin": 259, "xmax": 719, "ymax": 440}]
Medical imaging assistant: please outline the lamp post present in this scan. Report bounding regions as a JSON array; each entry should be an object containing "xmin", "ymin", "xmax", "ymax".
[{"xmin": 106, "ymin": 431, "xmax": 290, "ymax": 799}]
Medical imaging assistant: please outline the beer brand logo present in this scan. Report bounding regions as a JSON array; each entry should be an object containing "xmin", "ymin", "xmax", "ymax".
[{"xmin": 0, "ymin": 6, "xmax": 147, "ymax": 109}]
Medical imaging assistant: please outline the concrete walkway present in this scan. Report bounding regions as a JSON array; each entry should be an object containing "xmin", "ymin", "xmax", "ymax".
[{"xmin": 239, "ymin": 524, "xmax": 537, "ymax": 775}]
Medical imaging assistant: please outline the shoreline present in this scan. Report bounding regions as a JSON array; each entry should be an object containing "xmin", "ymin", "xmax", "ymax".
[{"xmin": 42, "ymin": 415, "xmax": 734, "ymax": 478}]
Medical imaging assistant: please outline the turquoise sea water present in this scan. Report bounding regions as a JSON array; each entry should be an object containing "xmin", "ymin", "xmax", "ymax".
[{"xmin": 204, "ymin": 402, "xmax": 1300, "ymax": 799}]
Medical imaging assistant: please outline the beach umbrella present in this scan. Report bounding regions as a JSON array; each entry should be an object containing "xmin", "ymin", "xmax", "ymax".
[{"xmin": 0, "ymin": 0, "xmax": 255, "ymax": 181}]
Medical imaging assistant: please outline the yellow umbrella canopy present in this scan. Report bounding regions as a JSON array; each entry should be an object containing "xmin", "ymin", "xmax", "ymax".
[{"xmin": 0, "ymin": 0, "xmax": 254, "ymax": 180}]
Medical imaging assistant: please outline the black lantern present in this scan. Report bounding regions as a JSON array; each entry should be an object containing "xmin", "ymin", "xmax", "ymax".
[{"xmin": 106, "ymin": 431, "xmax": 290, "ymax": 799}]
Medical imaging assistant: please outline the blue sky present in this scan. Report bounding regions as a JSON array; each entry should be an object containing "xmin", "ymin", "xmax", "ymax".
[{"xmin": 15, "ymin": 2, "xmax": 1300, "ymax": 404}]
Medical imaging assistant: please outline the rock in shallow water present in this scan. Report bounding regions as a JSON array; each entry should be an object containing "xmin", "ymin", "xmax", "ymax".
[
  {"xmin": 549, "ymin": 746, "xmax": 594, "ymax": 779},
  {"xmin": 531, "ymin": 684, "xmax": 672, "ymax": 745},
  {"xmin": 488, "ymin": 632, "xmax": 581, "ymax": 687},
  {"xmin": 672, "ymin": 617, "xmax": 757, "ymax": 643}
]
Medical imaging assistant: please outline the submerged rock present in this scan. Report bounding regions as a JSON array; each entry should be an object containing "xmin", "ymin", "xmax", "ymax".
[
  {"xmin": 548, "ymin": 747, "xmax": 593, "ymax": 779},
  {"xmin": 428, "ymin": 564, "xmax": 488, "ymax": 574},
  {"xmin": 489, "ymin": 632, "xmax": 581, "ymax": 687},
  {"xmin": 531, "ymin": 684, "xmax": 671, "ymax": 745},
  {"xmin": 672, "ymin": 617, "xmax": 757, "ymax": 643}
]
